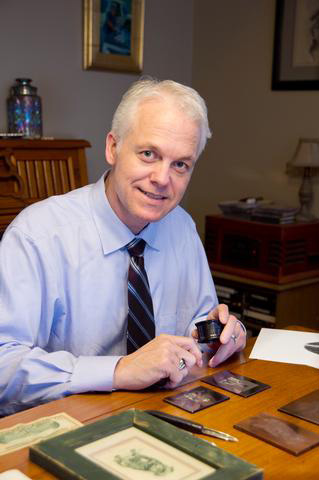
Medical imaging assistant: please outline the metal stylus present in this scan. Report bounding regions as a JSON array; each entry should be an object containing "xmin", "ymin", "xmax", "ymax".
[{"xmin": 145, "ymin": 410, "xmax": 238, "ymax": 442}]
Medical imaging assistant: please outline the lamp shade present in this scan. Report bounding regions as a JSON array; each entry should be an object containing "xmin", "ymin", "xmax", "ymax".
[{"xmin": 289, "ymin": 138, "xmax": 319, "ymax": 168}]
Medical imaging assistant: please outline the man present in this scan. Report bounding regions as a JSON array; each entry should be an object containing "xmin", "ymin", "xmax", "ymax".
[{"xmin": 0, "ymin": 78, "xmax": 246, "ymax": 415}]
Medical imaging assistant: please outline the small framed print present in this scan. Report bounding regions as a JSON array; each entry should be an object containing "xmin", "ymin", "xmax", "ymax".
[
  {"xmin": 30, "ymin": 409, "xmax": 263, "ymax": 479},
  {"xmin": 272, "ymin": 0, "xmax": 319, "ymax": 89},
  {"xmin": 83, "ymin": 0, "xmax": 144, "ymax": 73},
  {"xmin": 164, "ymin": 386, "xmax": 229, "ymax": 413},
  {"xmin": 201, "ymin": 370, "xmax": 270, "ymax": 397}
]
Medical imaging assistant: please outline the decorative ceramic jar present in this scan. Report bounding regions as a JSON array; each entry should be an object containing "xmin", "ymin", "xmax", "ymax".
[{"xmin": 7, "ymin": 78, "xmax": 42, "ymax": 138}]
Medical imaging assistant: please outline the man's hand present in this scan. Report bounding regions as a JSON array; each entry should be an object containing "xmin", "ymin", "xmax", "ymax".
[
  {"xmin": 192, "ymin": 304, "xmax": 246, "ymax": 368},
  {"xmin": 113, "ymin": 334, "xmax": 203, "ymax": 390}
]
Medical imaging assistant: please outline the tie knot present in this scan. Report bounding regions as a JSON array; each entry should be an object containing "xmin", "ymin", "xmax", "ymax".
[{"xmin": 127, "ymin": 238, "xmax": 146, "ymax": 258}]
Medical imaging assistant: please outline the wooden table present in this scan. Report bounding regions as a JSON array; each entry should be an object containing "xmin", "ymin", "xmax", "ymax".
[{"xmin": 0, "ymin": 335, "xmax": 318, "ymax": 479}]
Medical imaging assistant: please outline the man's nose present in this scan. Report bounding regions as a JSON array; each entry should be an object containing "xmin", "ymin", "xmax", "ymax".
[{"xmin": 150, "ymin": 163, "xmax": 170, "ymax": 186}]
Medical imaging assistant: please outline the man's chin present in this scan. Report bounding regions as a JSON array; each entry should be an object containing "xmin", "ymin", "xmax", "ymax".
[
  {"xmin": 128, "ymin": 207, "xmax": 174, "ymax": 233},
  {"xmin": 142, "ymin": 206, "xmax": 173, "ymax": 223}
]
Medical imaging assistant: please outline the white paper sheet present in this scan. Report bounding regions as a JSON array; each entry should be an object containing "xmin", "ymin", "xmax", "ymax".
[
  {"xmin": 0, "ymin": 470, "xmax": 31, "ymax": 479},
  {"xmin": 249, "ymin": 328, "xmax": 319, "ymax": 369}
]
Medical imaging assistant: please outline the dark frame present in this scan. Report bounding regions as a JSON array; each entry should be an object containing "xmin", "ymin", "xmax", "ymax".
[
  {"xmin": 272, "ymin": 0, "xmax": 319, "ymax": 90},
  {"xmin": 30, "ymin": 409, "xmax": 263, "ymax": 479}
]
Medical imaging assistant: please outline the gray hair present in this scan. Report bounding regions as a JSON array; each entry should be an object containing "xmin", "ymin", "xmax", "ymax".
[{"xmin": 111, "ymin": 77, "xmax": 212, "ymax": 156}]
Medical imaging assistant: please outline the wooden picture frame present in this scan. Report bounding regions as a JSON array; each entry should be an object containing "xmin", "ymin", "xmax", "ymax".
[
  {"xmin": 30, "ymin": 409, "xmax": 263, "ymax": 479},
  {"xmin": 272, "ymin": 0, "xmax": 319, "ymax": 90},
  {"xmin": 83, "ymin": 0, "xmax": 144, "ymax": 73}
]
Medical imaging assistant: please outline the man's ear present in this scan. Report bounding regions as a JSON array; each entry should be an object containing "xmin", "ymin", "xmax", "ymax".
[{"xmin": 105, "ymin": 132, "xmax": 118, "ymax": 166}]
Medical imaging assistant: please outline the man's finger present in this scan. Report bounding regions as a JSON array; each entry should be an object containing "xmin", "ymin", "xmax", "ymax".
[
  {"xmin": 207, "ymin": 304, "xmax": 229, "ymax": 324},
  {"xmin": 209, "ymin": 329, "xmax": 246, "ymax": 367},
  {"xmin": 209, "ymin": 342, "xmax": 236, "ymax": 367},
  {"xmin": 165, "ymin": 363, "xmax": 189, "ymax": 388},
  {"xmin": 191, "ymin": 328, "xmax": 198, "ymax": 339},
  {"xmin": 164, "ymin": 334, "xmax": 203, "ymax": 366},
  {"xmin": 175, "ymin": 346, "xmax": 197, "ymax": 370},
  {"xmin": 219, "ymin": 314, "xmax": 238, "ymax": 344}
]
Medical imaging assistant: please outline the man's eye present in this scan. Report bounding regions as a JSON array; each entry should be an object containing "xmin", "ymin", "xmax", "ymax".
[
  {"xmin": 174, "ymin": 161, "xmax": 188, "ymax": 171},
  {"xmin": 142, "ymin": 150, "xmax": 153, "ymax": 159}
]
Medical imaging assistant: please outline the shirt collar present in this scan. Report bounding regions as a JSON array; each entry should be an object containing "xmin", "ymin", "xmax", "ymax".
[{"xmin": 90, "ymin": 171, "xmax": 161, "ymax": 255}]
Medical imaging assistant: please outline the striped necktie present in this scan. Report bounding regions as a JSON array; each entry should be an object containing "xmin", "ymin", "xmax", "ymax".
[{"xmin": 126, "ymin": 238, "xmax": 155, "ymax": 354}]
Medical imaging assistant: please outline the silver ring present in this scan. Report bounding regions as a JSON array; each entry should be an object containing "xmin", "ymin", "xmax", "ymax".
[
  {"xmin": 231, "ymin": 334, "xmax": 237, "ymax": 344},
  {"xmin": 178, "ymin": 358, "xmax": 186, "ymax": 370}
]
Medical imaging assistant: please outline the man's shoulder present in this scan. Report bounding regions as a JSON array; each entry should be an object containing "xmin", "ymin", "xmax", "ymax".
[
  {"xmin": 10, "ymin": 184, "xmax": 93, "ymax": 240},
  {"xmin": 155, "ymin": 206, "xmax": 198, "ymax": 246},
  {"xmin": 164, "ymin": 205, "xmax": 196, "ymax": 230},
  {"xmin": 149, "ymin": 206, "xmax": 205, "ymax": 260}
]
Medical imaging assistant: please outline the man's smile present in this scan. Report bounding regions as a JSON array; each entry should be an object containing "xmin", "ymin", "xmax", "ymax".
[{"xmin": 138, "ymin": 187, "xmax": 167, "ymax": 200}]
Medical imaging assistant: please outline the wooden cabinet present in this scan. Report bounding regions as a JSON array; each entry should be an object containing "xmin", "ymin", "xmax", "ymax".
[
  {"xmin": 0, "ymin": 139, "xmax": 90, "ymax": 232},
  {"xmin": 213, "ymin": 270, "xmax": 319, "ymax": 336},
  {"xmin": 205, "ymin": 214, "xmax": 319, "ymax": 284},
  {"xmin": 205, "ymin": 215, "xmax": 319, "ymax": 334}
]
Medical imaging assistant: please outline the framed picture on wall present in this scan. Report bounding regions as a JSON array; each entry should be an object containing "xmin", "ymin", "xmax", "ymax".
[
  {"xmin": 83, "ymin": 0, "xmax": 144, "ymax": 73},
  {"xmin": 272, "ymin": 0, "xmax": 319, "ymax": 90}
]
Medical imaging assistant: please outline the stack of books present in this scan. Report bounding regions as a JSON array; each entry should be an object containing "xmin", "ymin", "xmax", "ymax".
[
  {"xmin": 251, "ymin": 204, "xmax": 299, "ymax": 224},
  {"xmin": 218, "ymin": 199, "xmax": 264, "ymax": 220}
]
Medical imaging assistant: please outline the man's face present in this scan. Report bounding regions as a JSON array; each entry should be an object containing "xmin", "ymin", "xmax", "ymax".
[{"xmin": 105, "ymin": 99, "xmax": 200, "ymax": 233}]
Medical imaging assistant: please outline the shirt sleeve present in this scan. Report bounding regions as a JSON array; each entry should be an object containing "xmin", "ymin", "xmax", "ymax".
[{"xmin": 0, "ymin": 227, "xmax": 119, "ymax": 416}]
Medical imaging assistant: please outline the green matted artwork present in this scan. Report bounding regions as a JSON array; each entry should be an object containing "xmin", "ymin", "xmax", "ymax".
[{"xmin": 29, "ymin": 409, "xmax": 263, "ymax": 479}]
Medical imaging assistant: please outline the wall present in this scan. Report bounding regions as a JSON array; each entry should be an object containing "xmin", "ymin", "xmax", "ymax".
[
  {"xmin": 2, "ymin": 1, "xmax": 318, "ymax": 240},
  {"xmin": 190, "ymin": 0, "xmax": 319, "ymax": 238},
  {"xmin": 0, "ymin": 0, "xmax": 193, "ymax": 182}
]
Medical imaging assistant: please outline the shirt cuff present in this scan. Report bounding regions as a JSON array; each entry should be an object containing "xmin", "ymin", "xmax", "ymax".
[
  {"xmin": 237, "ymin": 319, "xmax": 247, "ymax": 336},
  {"xmin": 69, "ymin": 355, "xmax": 122, "ymax": 394}
]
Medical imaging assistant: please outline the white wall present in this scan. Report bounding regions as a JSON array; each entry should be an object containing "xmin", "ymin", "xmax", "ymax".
[
  {"xmin": 190, "ymin": 0, "xmax": 319, "ymax": 238},
  {"xmin": 3, "ymin": 1, "xmax": 318, "ymax": 240},
  {"xmin": 0, "ymin": 0, "xmax": 193, "ymax": 182}
]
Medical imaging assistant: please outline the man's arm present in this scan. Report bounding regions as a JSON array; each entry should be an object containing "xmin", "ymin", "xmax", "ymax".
[{"xmin": 0, "ymin": 228, "xmax": 119, "ymax": 415}]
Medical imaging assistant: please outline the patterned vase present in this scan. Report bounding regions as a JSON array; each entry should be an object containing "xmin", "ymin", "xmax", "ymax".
[{"xmin": 7, "ymin": 78, "xmax": 42, "ymax": 138}]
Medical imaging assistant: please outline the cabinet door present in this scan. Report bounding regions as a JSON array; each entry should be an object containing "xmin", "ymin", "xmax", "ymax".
[
  {"xmin": 11, "ymin": 148, "xmax": 87, "ymax": 201},
  {"xmin": 0, "ymin": 141, "xmax": 89, "ymax": 232}
]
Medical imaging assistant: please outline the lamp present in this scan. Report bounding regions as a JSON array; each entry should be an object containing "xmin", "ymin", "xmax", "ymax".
[{"xmin": 287, "ymin": 138, "xmax": 319, "ymax": 222}]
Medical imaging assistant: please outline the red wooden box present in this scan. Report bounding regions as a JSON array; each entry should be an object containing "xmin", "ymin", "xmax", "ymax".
[{"xmin": 205, "ymin": 215, "xmax": 319, "ymax": 284}]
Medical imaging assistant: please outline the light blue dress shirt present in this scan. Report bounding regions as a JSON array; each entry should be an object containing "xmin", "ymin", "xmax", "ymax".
[{"xmin": 0, "ymin": 173, "xmax": 217, "ymax": 415}]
